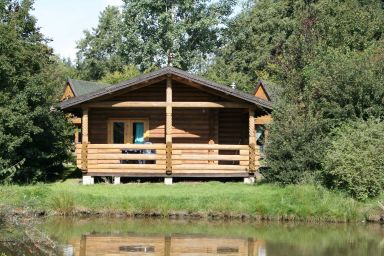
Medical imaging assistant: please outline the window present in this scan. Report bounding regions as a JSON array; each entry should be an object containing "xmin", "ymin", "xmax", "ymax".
[{"xmin": 108, "ymin": 119, "xmax": 149, "ymax": 144}]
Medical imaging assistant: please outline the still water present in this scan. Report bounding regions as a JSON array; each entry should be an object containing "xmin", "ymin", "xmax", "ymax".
[{"xmin": 1, "ymin": 217, "xmax": 384, "ymax": 256}]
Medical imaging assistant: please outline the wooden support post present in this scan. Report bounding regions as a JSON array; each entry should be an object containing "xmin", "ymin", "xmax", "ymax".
[
  {"xmin": 82, "ymin": 108, "xmax": 89, "ymax": 143},
  {"xmin": 249, "ymin": 108, "xmax": 256, "ymax": 173},
  {"xmin": 208, "ymin": 109, "xmax": 218, "ymax": 164},
  {"xmin": 74, "ymin": 127, "xmax": 79, "ymax": 144},
  {"xmin": 166, "ymin": 78, "xmax": 172, "ymax": 175},
  {"xmin": 81, "ymin": 108, "xmax": 89, "ymax": 171}
]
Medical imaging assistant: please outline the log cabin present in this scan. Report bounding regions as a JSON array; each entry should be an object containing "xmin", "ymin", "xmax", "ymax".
[{"xmin": 59, "ymin": 67, "xmax": 273, "ymax": 184}]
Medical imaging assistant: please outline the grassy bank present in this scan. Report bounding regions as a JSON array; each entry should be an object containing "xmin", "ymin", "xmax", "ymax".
[{"xmin": 0, "ymin": 180, "xmax": 382, "ymax": 222}]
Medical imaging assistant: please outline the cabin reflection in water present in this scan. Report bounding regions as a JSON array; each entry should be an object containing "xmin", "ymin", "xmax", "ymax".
[{"xmin": 69, "ymin": 234, "xmax": 266, "ymax": 256}]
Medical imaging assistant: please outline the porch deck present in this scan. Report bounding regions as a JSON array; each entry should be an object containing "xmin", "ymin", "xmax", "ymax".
[{"xmin": 76, "ymin": 143, "xmax": 259, "ymax": 177}]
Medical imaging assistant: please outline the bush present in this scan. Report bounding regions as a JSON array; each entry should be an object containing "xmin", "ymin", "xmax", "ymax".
[
  {"xmin": 322, "ymin": 119, "xmax": 384, "ymax": 200},
  {"xmin": 263, "ymin": 103, "xmax": 327, "ymax": 184}
]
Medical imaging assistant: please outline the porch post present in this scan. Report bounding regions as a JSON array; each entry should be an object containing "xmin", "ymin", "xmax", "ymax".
[
  {"xmin": 248, "ymin": 108, "xmax": 256, "ymax": 173},
  {"xmin": 165, "ymin": 78, "xmax": 173, "ymax": 178},
  {"xmin": 82, "ymin": 108, "xmax": 89, "ymax": 143},
  {"xmin": 81, "ymin": 107, "xmax": 89, "ymax": 176}
]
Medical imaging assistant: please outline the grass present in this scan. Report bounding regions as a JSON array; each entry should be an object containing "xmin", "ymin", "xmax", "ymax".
[{"xmin": 0, "ymin": 180, "xmax": 382, "ymax": 222}]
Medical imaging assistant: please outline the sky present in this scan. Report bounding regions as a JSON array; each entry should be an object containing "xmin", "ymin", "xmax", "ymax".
[{"xmin": 32, "ymin": 0, "xmax": 123, "ymax": 61}]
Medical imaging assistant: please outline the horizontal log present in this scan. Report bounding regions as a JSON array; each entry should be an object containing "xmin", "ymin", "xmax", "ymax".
[
  {"xmin": 85, "ymin": 172, "xmax": 249, "ymax": 177},
  {"xmin": 172, "ymin": 144, "xmax": 249, "ymax": 150},
  {"xmin": 172, "ymin": 169, "xmax": 248, "ymax": 174},
  {"xmin": 172, "ymin": 155, "xmax": 248, "ymax": 161},
  {"xmin": 88, "ymin": 144, "xmax": 165, "ymax": 149},
  {"xmin": 255, "ymin": 115, "xmax": 273, "ymax": 124},
  {"xmin": 88, "ymin": 160, "xmax": 120, "ymax": 164},
  {"xmin": 87, "ymin": 169, "xmax": 164, "ymax": 174},
  {"xmin": 172, "ymin": 164, "xmax": 247, "ymax": 170},
  {"xmin": 88, "ymin": 154, "xmax": 163, "ymax": 160},
  {"xmin": 87, "ymin": 102, "xmax": 167, "ymax": 108},
  {"xmin": 87, "ymin": 164, "xmax": 164, "ymax": 169},
  {"xmin": 85, "ymin": 101, "xmax": 251, "ymax": 108},
  {"xmin": 171, "ymin": 102, "xmax": 251, "ymax": 108}
]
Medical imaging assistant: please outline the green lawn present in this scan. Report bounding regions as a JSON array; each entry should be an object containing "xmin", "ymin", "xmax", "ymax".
[{"xmin": 0, "ymin": 180, "xmax": 381, "ymax": 222}]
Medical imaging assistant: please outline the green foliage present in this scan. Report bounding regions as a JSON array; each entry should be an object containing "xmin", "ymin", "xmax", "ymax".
[
  {"xmin": 262, "ymin": 103, "xmax": 326, "ymax": 184},
  {"xmin": 0, "ymin": 159, "xmax": 25, "ymax": 184},
  {"xmin": 263, "ymin": 0, "xmax": 384, "ymax": 184},
  {"xmin": 99, "ymin": 64, "xmax": 140, "ymax": 84},
  {"xmin": 0, "ymin": 0, "xmax": 72, "ymax": 183},
  {"xmin": 322, "ymin": 120, "xmax": 384, "ymax": 200},
  {"xmin": 76, "ymin": 6, "xmax": 124, "ymax": 80},
  {"xmin": 76, "ymin": 0, "xmax": 236, "ymax": 80},
  {"xmin": 205, "ymin": 0, "xmax": 297, "ymax": 92}
]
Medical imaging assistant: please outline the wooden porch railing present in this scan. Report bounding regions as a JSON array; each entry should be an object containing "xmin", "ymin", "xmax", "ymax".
[{"xmin": 75, "ymin": 143, "xmax": 259, "ymax": 175}]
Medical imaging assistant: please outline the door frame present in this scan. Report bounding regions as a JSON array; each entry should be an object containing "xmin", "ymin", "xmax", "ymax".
[{"xmin": 107, "ymin": 118, "xmax": 149, "ymax": 144}]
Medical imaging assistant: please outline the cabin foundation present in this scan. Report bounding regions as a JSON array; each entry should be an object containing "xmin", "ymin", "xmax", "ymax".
[
  {"xmin": 82, "ymin": 175, "xmax": 94, "ymax": 185},
  {"xmin": 113, "ymin": 176, "xmax": 121, "ymax": 185},
  {"xmin": 164, "ymin": 177, "xmax": 173, "ymax": 185},
  {"xmin": 243, "ymin": 176, "xmax": 255, "ymax": 184}
]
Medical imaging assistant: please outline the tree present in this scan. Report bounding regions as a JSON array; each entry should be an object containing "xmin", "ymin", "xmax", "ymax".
[
  {"xmin": 76, "ymin": 0, "xmax": 236, "ymax": 80},
  {"xmin": 0, "ymin": 0, "xmax": 72, "ymax": 183},
  {"xmin": 263, "ymin": 0, "xmax": 384, "ymax": 184},
  {"xmin": 99, "ymin": 64, "xmax": 140, "ymax": 84},
  {"xmin": 205, "ymin": 0, "xmax": 297, "ymax": 92},
  {"xmin": 76, "ymin": 6, "xmax": 124, "ymax": 80}
]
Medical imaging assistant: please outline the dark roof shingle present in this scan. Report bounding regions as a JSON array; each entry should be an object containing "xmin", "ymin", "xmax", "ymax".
[{"xmin": 68, "ymin": 79, "xmax": 110, "ymax": 96}]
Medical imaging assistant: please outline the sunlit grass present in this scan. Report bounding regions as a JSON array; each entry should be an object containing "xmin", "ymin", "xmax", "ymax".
[{"xmin": 0, "ymin": 181, "xmax": 378, "ymax": 222}]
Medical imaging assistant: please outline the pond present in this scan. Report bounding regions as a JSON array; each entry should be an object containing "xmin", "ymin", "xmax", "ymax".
[{"xmin": 1, "ymin": 217, "xmax": 384, "ymax": 256}]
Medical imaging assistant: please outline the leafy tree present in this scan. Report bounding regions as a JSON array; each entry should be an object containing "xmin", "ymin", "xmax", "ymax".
[
  {"xmin": 205, "ymin": 0, "xmax": 297, "ymax": 92},
  {"xmin": 76, "ymin": 0, "xmax": 236, "ymax": 80},
  {"xmin": 264, "ymin": 0, "xmax": 384, "ymax": 184},
  {"xmin": 76, "ymin": 6, "xmax": 124, "ymax": 80},
  {"xmin": 49, "ymin": 55, "xmax": 79, "ymax": 98},
  {"xmin": 99, "ymin": 64, "xmax": 140, "ymax": 84},
  {"xmin": 0, "ymin": 0, "xmax": 72, "ymax": 183}
]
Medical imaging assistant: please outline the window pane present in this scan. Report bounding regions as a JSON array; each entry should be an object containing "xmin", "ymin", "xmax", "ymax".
[
  {"xmin": 113, "ymin": 122, "xmax": 125, "ymax": 144},
  {"xmin": 133, "ymin": 122, "xmax": 144, "ymax": 144}
]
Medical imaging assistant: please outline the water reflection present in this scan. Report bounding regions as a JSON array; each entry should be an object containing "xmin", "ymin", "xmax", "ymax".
[
  {"xmin": 72, "ymin": 233, "xmax": 265, "ymax": 256},
  {"xmin": 2, "ymin": 217, "xmax": 384, "ymax": 256}
]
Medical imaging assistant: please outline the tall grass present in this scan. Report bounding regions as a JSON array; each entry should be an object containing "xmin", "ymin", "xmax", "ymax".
[
  {"xmin": 49, "ymin": 192, "xmax": 75, "ymax": 215},
  {"xmin": 0, "ymin": 181, "xmax": 379, "ymax": 222}
]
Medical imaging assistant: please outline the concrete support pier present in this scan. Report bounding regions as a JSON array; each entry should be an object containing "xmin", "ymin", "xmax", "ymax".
[
  {"xmin": 244, "ymin": 176, "xmax": 255, "ymax": 184},
  {"xmin": 164, "ymin": 177, "xmax": 173, "ymax": 185},
  {"xmin": 113, "ymin": 176, "xmax": 121, "ymax": 185},
  {"xmin": 82, "ymin": 175, "xmax": 94, "ymax": 185}
]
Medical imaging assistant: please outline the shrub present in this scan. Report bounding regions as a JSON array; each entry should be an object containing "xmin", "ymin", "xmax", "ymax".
[{"xmin": 322, "ymin": 119, "xmax": 384, "ymax": 200}]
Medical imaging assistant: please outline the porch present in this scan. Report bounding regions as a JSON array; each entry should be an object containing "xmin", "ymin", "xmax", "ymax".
[{"xmin": 76, "ymin": 143, "xmax": 259, "ymax": 181}]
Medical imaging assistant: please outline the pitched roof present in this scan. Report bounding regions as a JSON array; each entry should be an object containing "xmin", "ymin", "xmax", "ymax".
[
  {"xmin": 68, "ymin": 79, "xmax": 110, "ymax": 97},
  {"xmin": 60, "ymin": 67, "xmax": 273, "ymax": 110}
]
